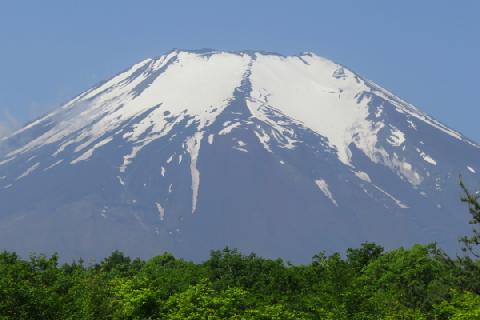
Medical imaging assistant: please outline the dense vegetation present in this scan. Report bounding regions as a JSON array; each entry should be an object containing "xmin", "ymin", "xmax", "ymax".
[
  {"xmin": 0, "ymin": 244, "xmax": 479, "ymax": 319},
  {"xmin": 1, "ymin": 182, "xmax": 479, "ymax": 319}
]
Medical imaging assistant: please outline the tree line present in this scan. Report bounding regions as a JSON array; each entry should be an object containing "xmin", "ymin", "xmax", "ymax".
[{"xmin": 1, "ymin": 244, "xmax": 479, "ymax": 319}]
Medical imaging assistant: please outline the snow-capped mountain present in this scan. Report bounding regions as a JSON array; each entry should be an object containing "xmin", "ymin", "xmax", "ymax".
[{"xmin": 0, "ymin": 49, "xmax": 478, "ymax": 262}]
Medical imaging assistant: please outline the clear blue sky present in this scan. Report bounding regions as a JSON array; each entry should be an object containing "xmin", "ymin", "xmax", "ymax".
[{"xmin": 0, "ymin": 0, "xmax": 479, "ymax": 141}]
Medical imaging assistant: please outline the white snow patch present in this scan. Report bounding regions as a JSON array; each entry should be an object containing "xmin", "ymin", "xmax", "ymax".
[
  {"xmin": 168, "ymin": 184, "xmax": 173, "ymax": 193},
  {"xmin": 389, "ymin": 156, "xmax": 423, "ymax": 186},
  {"xmin": 53, "ymin": 140, "xmax": 76, "ymax": 157},
  {"xmin": 117, "ymin": 176, "xmax": 125, "ymax": 186},
  {"xmin": 237, "ymin": 140, "xmax": 246, "ymax": 147},
  {"xmin": 0, "ymin": 157, "xmax": 15, "ymax": 166},
  {"xmin": 186, "ymin": 132, "xmax": 203, "ymax": 213},
  {"xmin": 420, "ymin": 152, "xmax": 437, "ymax": 166},
  {"xmin": 253, "ymin": 129, "xmax": 272, "ymax": 153},
  {"xmin": 16, "ymin": 162, "xmax": 40, "ymax": 180},
  {"xmin": 155, "ymin": 202, "xmax": 165, "ymax": 221},
  {"xmin": 416, "ymin": 148, "xmax": 436, "ymax": 166},
  {"xmin": 120, "ymin": 145, "xmax": 143, "ymax": 172},
  {"xmin": 387, "ymin": 128, "xmax": 405, "ymax": 147},
  {"xmin": 219, "ymin": 122, "xmax": 241, "ymax": 135},
  {"xmin": 101, "ymin": 207, "xmax": 108, "ymax": 218},
  {"xmin": 467, "ymin": 166, "xmax": 476, "ymax": 173},
  {"xmin": 355, "ymin": 171, "xmax": 372, "ymax": 183},
  {"xmin": 279, "ymin": 160, "xmax": 285, "ymax": 165},
  {"xmin": 43, "ymin": 160, "xmax": 63, "ymax": 172},
  {"xmin": 207, "ymin": 134, "xmax": 214, "ymax": 144},
  {"xmin": 166, "ymin": 155, "xmax": 174, "ymax": 163},
  {"xmin": 233, "ymin": 146, "xmax": 248, "ymax": 152},
  {"xmin": 373, "ymin": 184, "xmax": 409, "ymax": 209},
  {"xmin": 71, "ymin": 137, "xmax": 113, "ymax": 164},
  {"xmin": 161, "ymin": 166, "xmax": 166, "ymax": 176},
  {"xmin": 315, "ymin": 179, "xmax": 338, "ymax": 206}
]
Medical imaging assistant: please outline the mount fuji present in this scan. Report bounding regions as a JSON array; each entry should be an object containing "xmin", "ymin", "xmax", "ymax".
[{"xmin": 0, "ymin": 49, "xmax": 478, "ymax": 262}]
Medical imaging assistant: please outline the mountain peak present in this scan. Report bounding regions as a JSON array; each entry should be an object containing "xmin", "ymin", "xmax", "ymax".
[{"xmin": 0, "ymin": 49, "xmax": 478, "ymax": 262}]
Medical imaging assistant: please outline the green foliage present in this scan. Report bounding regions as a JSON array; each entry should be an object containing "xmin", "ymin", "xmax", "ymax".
[
  {"xmin": 162, "ymin": 281, "xmax": 247, "ymax": 319},
  {"xmin": 356, "ymin": 244, "xmax": 453, "ymax": 314},
  {"xmin": 460, "ymin": 179, "xmax": 480, "ymax": 257},
  {"xmin": 161, "ymin": 280, "xmax": 308, "ymax": 320},
  {"xmin": 1, "ymin": 245, "xmax": 478, "ymax": 319},
  {"xmin": 434, "ymin": 290, "xmax": 480, "ymax": 319}
]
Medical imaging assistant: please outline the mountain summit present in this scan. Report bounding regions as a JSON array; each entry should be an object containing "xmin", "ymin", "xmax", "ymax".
[{"xmin": 0, "ymin": 49, "xmax": 478, "ymax": 262}]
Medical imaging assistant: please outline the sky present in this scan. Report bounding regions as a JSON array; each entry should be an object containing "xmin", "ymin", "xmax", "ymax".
[{"xmin": 0, "ymin": 0, "xmax": 479, "ymax": 141}]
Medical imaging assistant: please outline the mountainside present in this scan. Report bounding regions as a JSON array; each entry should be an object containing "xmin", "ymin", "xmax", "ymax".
[{"xmin": 0, "ymin": 49, "xmax": 478, "ymax": 262}]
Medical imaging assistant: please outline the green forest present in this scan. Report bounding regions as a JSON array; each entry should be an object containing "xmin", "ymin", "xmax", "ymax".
[
  {"xmin": 1, "ymin": 183, "xmax": 479, "ymax": 320},
  {"xmin": 1, "ymin": 244, "xmax": 480, "ymax": 320}
]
